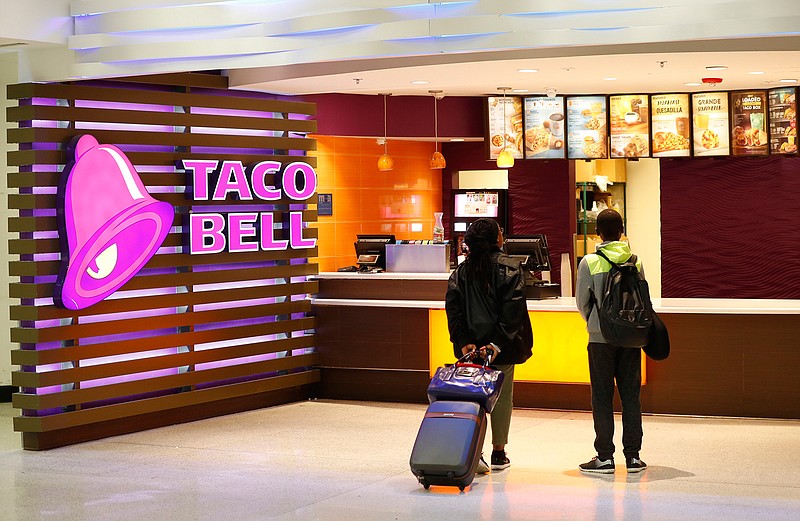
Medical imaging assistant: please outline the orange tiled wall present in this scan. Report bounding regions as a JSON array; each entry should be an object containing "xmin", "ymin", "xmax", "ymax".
[{"xmin": 310, "ymin": 136, "xmax": 443, "ymax": 272}]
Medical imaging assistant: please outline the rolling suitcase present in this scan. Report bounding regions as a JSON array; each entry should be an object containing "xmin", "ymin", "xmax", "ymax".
[{"xmin": 409, "ymin": 400, "xmax": 487, "ymax": 491}]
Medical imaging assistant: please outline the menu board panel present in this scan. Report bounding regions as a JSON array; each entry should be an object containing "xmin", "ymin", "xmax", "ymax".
[
  {"xmin": 768, "ymin": 87, "xmax": 797, "ymax": 154},
  {"xmin": 566, "ymin": 96, "xmax": 608, "ymax": 160},
  {"xmin": 486, "ymin": 96, "xmax": 524, "ymax": 160},
  {"xmin": 522, "ymin": 97, "xmax": 566, "ymax": 159},
  {"xmin": 650, "ymin": 93, "xmax": 692, "ymax": 157},
  {"xmin": 730, "ymin": 90, "xmax": 769, "ymax": 156},
  {"xmin": 609, "ymin": 95, "xmax": 650, "ymax": 158},
  {"xmin": 691, "ymin": 92, "xmax": 730, "ymax": 156}
]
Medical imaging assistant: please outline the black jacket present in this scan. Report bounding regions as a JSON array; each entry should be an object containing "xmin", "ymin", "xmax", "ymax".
[{"xmin": 445, "ymin": 250, "xmax": 533, "ymax": 365}]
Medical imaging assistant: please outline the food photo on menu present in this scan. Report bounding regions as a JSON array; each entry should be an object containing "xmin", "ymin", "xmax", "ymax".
[
  {"xmin": 730, "ymin": 91, "xmax": 769, "ymax": 156},
  {"xmin": 566, "ymin": 96, "xmax": 608, "ymax": 159},
  {"xmin": 487, "ymin": 96, "xmax": 524, "ymax": 160},
  {"xmin": 691, "ymin": 92, "xmax": 731, "ymax": 156},
  {"xmin": 609, "ymin": 95, "xmax": 650, "ymax": 158},
  {"xmin": 768, "ymin": 87, "xmax": 797, "ymax": 154},
  {"xmin": 523, "ymin": 96, "xmax": 566, "ymax": 159},
  {"xmin": 650, "ymin": 93, "xmax": 692, "ymax": 157}
]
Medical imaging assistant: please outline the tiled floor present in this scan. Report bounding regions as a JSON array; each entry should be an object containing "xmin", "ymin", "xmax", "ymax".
[{"xmin": 1, "ymin": 400, "xmax": 799, "ymax": 520}]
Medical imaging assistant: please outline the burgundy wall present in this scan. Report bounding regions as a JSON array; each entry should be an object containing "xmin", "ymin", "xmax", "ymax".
[
  {"xmin": 441, "ymin": 141, "xmax": 574, "ymax": 284},
  {"xmin": 303, "ymin": 94, "xmax": 485, "ymax": 138},
  {"xmin": 661, "ymin": 155, "xmax": 800, "ymax": 298}
]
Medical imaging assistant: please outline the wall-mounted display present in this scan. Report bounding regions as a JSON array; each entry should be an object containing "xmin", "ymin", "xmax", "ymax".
[
  {"xmin": 486, "ymin": 96, "xmax": 524, "ymax": 160},
  {"xmin": 691, "ymin": 92, "xmax": 730, "ymax": 156},
  {"xmin": 566, "ymin": 96, "xmax": 608, "ymax": 160},
  {"xmin": 730, "ymin": 90, "xmax": 769, "ymax": 156},
  {"xmin": 609, "ymin": 94, "xmax": 650, "ymax": 158},
  {"xmin": 768, "ymin": 87, "xmax": 797, "ymax": 154},
  {"xmin": 650, "ymin": 93, "xmax": 692, "ymax": 157},
  {"xmin": 522, "ymin": 96, "xmax": 566, "ymax": 159}
]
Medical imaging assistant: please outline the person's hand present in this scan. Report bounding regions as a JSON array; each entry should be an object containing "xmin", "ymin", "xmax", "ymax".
[
  {"xmin": 479, "ymin": 344, "xmax": 499, "ymax": 362},
  {"xmin": 461, "ymin": 344, "xmax": 477, "ymax": 360}
]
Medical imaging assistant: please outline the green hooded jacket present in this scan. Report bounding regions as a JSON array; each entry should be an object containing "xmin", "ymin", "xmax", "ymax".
[{"xmin": 575, "ymin": 241, "xmax": 645, "ymax": 344}]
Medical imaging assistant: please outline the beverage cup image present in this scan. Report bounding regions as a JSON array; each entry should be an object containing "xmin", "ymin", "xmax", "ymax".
[
  {"xmin": 695, "ymin": 113, "xmax": 709, "ymax": 130},
  {"xmin": 624, "ymin": 112, "xmax": 640, "ymax": 124},
  {"xmin": 549, "ymin": 113, "xmax": 564, "ymax": 136}
]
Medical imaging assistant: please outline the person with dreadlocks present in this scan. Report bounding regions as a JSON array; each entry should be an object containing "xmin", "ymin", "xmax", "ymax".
[{"xmin": 445, "ymin": 218, "xmax": 533, "ymax": 473}]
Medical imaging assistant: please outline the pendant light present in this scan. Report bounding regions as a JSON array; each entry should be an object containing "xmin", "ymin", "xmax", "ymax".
[
  {"xmin": 377, "ymin": 93, "xmax": 394, "ymax": 171},
  {"xmin": 496, "ymin": 87, "xmax": 515, "ymax": 168},
  {"xmin": 429, "ymin": 90, "xmax": 446, "ymax": 169}
]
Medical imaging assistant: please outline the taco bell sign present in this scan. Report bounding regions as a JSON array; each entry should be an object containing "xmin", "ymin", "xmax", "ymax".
[{"xmin": 181, "ymin": 159, "xmax": 317, "ymax": 255}]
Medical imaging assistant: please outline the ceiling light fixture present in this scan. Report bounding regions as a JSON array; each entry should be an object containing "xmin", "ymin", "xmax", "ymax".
[
  {"xmin": 377, "ymin": 93, "xmax": 394, "ymax": 171},
  {"xmin": 517, "ymin": 68, "xmax": 539, "ymax": 73},
  {"xmin": 410, "ymin": 80, "xmax": 429, "ymax": 85},
  {"xmin": 748, "ymin": 71, "xmax": 765, "ymax": 75},
  {"xmin": 780, "ymin": 79, "xmax": 798, "ymax": 83},
  {"xmin": 604, "ymin": 77, "xmax": 618, "ymax": 81},
  {"xmin": 429, "ymin": 90, "xmax": 446, "ymax": 170},
  {"xmin": 496, "ymin": 87, "xmax": 514, "ymax": 169},
  {"xmin": 702, "ymin": 77, "xmax": 723, "ymax": 86},
  {"xmin": 706, "ymin": 65, "xmax": 728, "ymax": 71},
  {"xmin": 684, "ymin": 82, "xmax": 702, "ymax": 87}
]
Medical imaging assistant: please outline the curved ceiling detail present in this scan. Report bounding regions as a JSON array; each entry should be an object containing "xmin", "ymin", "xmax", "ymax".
[{"xmin": 12, "ymin": 0, "xmax": 800, "ymax": 96}]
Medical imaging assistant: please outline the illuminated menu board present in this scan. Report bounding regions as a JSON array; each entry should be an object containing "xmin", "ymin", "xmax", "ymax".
[
  {"xmin": 650, "ymin": 93, "xmax": 691, "ymax": 157},
  {"xmin": 609, "ymin": 95, "xmax": 650, "ymax": 158},
  {"xmin": 768, "ymin": 87, "xmax": 797, "ymax": 154},
  {"xmin": 523, "ymin": 96, "xmax": 566, "ymax": 159},
  {"xmin": 487, "ymin": 96, "xmax": 524, "ymax": 160},
  {"xmin": 730, "ymin": 90, "xmax": 769, "ymax": 156},
  {"xmin": 566, "ymin": 96, "xmax": 608, "ymax": 160},
  {"xmin": 691, "ymin": 92, "xmax": 730, "ymax": 156}
]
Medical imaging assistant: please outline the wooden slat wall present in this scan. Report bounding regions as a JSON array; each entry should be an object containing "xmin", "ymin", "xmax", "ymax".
[{"xmin": 6, "ymin": 73, "xmax": 321, "ymax": 450}]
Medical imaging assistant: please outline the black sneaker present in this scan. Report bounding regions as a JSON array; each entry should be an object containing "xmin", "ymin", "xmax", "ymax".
[
  {"xmin": 491, "ymin": 450, "xmax": 510, "ymax": 471},
  {"xmin": 626, "ymin": 457, "xmax": 647, "ymax": 473},
  {"xmin": 579, "ymin": 456, "xmax": 615, "ymax": 474}
]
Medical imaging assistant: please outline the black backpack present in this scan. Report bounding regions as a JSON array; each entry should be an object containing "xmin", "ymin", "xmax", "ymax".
[{"xmin": 592, "ymin": 250, "xmax": 654, "ymax": 348}]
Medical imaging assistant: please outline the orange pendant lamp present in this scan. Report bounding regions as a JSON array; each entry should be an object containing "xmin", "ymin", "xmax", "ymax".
[
  {"xmin": 429, "ymin": 90, "xmax": 446, "ymax": 169},
  {"xmin": 378, "ymin": 93, "xmax": 394, "ymax": 171}
]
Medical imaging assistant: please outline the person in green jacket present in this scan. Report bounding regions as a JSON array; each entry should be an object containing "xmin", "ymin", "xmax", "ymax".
[{"xmin": 575, "ymin": 209, "xmax": 647, "ymax": 474}]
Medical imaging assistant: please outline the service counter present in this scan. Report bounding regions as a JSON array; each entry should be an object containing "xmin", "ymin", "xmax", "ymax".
[{"xmin": 311, "ymin": 273, "xmax": 800, "ymax": 419}]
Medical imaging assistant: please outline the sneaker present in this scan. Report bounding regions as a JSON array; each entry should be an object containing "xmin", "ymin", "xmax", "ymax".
[
  {"xmin": 579, "ymin": 456, "xmax": 615, "ymax": 474},
  {"xmin": 491, "ymin": 450, "xmax": 511, "ymax": 471},
  {"xmin": 476, "ymin": 455, "xmax": 490, "ymax": 474},
  {"xmin": 626, "ymin": 457, "xmax": 647, "ymax": 473}
]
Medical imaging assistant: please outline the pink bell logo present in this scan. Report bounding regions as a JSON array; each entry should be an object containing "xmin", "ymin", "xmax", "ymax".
[{"xmin": 55, "ymin": 135, "xmax": 174, "ymax": 310}]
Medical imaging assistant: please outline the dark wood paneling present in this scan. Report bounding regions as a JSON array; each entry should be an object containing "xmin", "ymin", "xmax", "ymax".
[
  {"xmin": 21, "ymin": 384, "xmax": 316, "ymax": 451},
  {"xmin": 317, "ymin": 368, "xmax": 430, "ymax": 403},
  {"xmin": 316, "ymin": 278, "xmax": 447, "ymax": 300},
  {"xmin": 8, "ymin": 74, "xmax": 320, "ymax": 448}
]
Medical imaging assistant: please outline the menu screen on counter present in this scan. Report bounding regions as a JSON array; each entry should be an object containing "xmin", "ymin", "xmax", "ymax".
[
  {"xmin": 730, "ymin": 90, "xmax": 769, "ymax": 156},
  {"xmin": 650, "ymin": 93, "xmax": 692, "ymax": 157},
  {"xmin": 486, "ymin": 96, "xmax": 524, "ymax": 160},
  {"xmin": 454, "ymin": 192, "xmax": 499, "ymax": 218},
  {"xmin": 768, "ymin": 87, "xmax": 797, "ymax": 154},
  {"xmin": 566, "ymin": 96, "xmax": 608, "ymax": 159},
  {"xmin": 609, "ymin": 95, "xmax": 650, "ymax": 158},
  {"xmin": 522, "ymin": 97, "xmax": 566, "ymax": 159},
  {"xmin": 691, "ymin": 92, "xmax": 730, "ymax": 156}
]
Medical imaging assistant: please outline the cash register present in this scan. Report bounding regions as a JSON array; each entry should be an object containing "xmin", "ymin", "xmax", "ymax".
[
  {"xmin": 337, "ymin": 234, "xmax": 396, "ymax": 273},
  {"xmin": 503, "ymin": 234, "xmax": 560, "ymax": 299}
]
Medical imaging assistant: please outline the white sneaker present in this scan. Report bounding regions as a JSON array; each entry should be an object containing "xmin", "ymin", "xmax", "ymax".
[{"xmin": 476, "ymin": 455, "xmax": 490, "ymax": 474}]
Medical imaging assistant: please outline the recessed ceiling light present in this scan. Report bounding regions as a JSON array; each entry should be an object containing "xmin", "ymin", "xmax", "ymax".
[
  {"xmin": 748, "ymin": 71, "xmax": 765, "ymax": 75},
  {"xmin": 604, "ymin": 77, "xmax": 617, "ymax": 81},
  {"xmin": 706, "ymin": 65, "xmax": 727, "ymax": 71},
  {"xmin": 684, "ymin": 82, "xmax": 702, "ymax": 86},
  {"xmin": 410, "ymin": 80, "xmax": 429, "ymax": 85},
  {"xmin": 780, "ymin": 78, "xmax": 798, "ymax": 83},
  {"xmin": 517, "ymin": 68, "xmax": 539, "ymax": 73},
  {"xmin": 513, "ymin": 89, "xmax": 528, "ymax": 93}
]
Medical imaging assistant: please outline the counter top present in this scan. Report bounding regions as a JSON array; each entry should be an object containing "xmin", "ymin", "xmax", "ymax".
[
  {"xmin": 313, "ymin": 271, "xmax": 450, "ymax": 280},
  {"xmin": 310, "ymin": 296, "xmax": 800, "ymax": 314}
]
